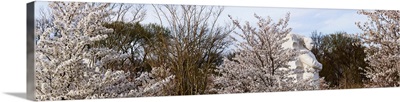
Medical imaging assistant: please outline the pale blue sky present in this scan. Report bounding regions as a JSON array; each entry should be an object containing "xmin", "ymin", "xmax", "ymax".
[{"xmin": 35, "ymin": 1, "xmax": 368, "ymax": 37}]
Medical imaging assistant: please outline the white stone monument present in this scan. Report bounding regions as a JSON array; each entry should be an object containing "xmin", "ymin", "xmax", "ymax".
[{"xmin": 282, "ymin": 33, "xmax": 322, "ymax": 87}]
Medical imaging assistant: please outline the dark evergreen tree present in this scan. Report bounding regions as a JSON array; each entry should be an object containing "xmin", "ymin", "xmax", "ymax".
[{"xmin": 311, "ymin": 31, "xmax": 368, "ymax": 89}]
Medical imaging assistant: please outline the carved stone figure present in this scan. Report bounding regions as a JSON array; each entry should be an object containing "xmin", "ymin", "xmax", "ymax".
[{"xmin": 282, "ymin": 33, "xmax": 322, "ymax": 87}]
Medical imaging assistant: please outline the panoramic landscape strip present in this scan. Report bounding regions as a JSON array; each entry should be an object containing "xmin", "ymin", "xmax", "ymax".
[{"xmin": 28, "ymin": 1, "xmax": 400, "ymax": 101}]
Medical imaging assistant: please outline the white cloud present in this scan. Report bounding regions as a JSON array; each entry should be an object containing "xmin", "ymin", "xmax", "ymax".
[
  {"xmin": 319, "ymin": 11, "xmax": 368, "ymax": 34},
  {"xmin": 219, "ymin": 7, "xmax": 370, "ymax": 36}
]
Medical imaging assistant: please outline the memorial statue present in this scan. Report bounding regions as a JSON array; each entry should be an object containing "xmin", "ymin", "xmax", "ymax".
[{"xmin": 282, "ymin": 33, "xmax": 322, "ymax": 87}]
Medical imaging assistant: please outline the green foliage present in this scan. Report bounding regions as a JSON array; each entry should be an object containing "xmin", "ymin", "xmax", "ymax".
[
  {"xmin": 311, "ymin": 31, "xmax": 368, "ymax": 89},
  {"xmin": 94, "ymin": 21, "xmax": 170, "ymax": 77}
]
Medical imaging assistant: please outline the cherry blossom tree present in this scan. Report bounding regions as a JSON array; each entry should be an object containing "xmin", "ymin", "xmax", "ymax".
[
  {"xmin": 34, "ymin": 2, "xmax": 173, "ymax": 100},
  {"xmin": 356, "ymin": 10, "xmax": 400, "ymax": 87},
  {"xmin": 210, "ymin": 13, "xmax": 318, "ymax": 94}
]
